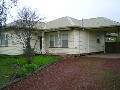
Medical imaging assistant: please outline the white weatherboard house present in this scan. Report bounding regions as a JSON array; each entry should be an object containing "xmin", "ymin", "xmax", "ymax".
[{"xmin": 0, "ymin": 16, "xmax": 120, "ymax": 55}]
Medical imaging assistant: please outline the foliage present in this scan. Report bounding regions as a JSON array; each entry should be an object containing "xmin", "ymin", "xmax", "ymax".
[
  {"xmin": 16, "ymin": 63, "xmax": 38, "ymax": 78},
  {"xmin": 24, "ymin": 63, "xmax": 38, "ymax": 72},
  {"xmin": 15, "ymin": 68, "xmax": 28, "ymax": 78},
  {"xmin": 0, "ymin": 55, "xmax": 58, "ymax": 86},
  {"xmin": 16, "ymin": 56, "xmax": 27, "ymax": 66},
  {"xmin": 0, "ymin": 55, "xmax": 19, "ymax": 85},
  {"xmin": 13, "ymin": 6, "xmax": 44, "ymax": 64},
  {"xmin": 0, "ymin": 0, "xmax": 18, "ymax": 28},
  {"xmin": 32, "ymin": 55, "xmax": 58, "ymax": 66}
]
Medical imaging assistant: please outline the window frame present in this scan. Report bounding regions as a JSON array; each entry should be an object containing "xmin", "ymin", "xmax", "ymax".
[
  {"xmin": 62, "ymin": 34, "xmax": 68, "ymax": 47},
  {"xmin": 50, "ymin": 35, "xmax": 55, "ymax": 47},
  {"xmin": 0, "ymin": 34, "xmax": 8, "ymax": 46},
  {"xmin": 49, "ymin": 34, "xmax": 68, "ymax": 48}
]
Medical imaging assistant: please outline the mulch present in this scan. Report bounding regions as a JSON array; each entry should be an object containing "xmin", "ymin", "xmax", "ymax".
[{"xmin": 7, "ymin": 57, "xmax": 120, "ymax": 90}]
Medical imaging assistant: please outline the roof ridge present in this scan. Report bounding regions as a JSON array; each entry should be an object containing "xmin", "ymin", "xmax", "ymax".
[
  {"xmin": 80, "ymin": 17, "xmax": 120, "ymax": 25},
  {"xmin": 101, "ymin": 17, "xmax": 120, "ymax": 25},
  {"xmin": 46, "ymin": 16, "xmax": 67, "ymax": 23},
  {"xmin": 66, "ymin": 16, "xmax": 76, "ymax": 26}
]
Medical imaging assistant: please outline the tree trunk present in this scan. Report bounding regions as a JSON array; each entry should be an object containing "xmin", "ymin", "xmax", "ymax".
[{"xmin": 26, "ymin": 37, "xmax": 32, "ymax": 64}]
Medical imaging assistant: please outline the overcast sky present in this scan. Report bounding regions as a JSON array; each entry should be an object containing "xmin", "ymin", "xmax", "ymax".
[{"xmin": 8, "ymin": 0, "xmax": 120, "ymax": 23}]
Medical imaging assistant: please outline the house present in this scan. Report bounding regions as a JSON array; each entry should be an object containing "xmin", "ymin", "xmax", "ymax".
[{"xmin": 0, "ymin": 16, "xmax": 120, "ymax": 55}]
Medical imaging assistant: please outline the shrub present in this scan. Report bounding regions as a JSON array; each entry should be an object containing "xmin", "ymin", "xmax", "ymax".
[
  {"xmin": 15, "ymin": 63, "xmax": 38, "ymax": 78},
  {"xmin": 16, "ymin": 68, "xmax": 28, "ymax": 78},
  {"xmin": 16, "ymin": 57, "xmax": 26, "ymax": 66},
  {"xmin": 24, "ymin": 63, "xmax": 38, "ymax": 72},
  {"xmin": 32, "ymin": 55, "xmax": 58, "ymax": 66}
]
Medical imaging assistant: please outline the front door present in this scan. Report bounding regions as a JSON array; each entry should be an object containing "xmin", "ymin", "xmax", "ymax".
[{"xmin": 39, "ymin": 36, "xmax": 42, "ymax": 50}]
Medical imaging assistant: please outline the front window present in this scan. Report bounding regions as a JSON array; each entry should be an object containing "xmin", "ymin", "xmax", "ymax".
[
  {"xmin": 0, "ymin": 34, "xmax": 8, "ymax": 46},
  {"xmin": 55, "ymin": 35, "xmax": 59, "ymax": 46},
  {"xmin": 62, "ymin": 34, "xmax": 68, "ymax": 47},
  {"xmin": 50, "ymin": 34, "xmax": 68, "ymax": 47},
  {"xmin": 50, "ymin": 35, "xmax": 54, "ymax": 47}
]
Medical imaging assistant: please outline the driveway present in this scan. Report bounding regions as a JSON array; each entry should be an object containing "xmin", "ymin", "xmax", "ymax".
[
  {"xmin": 8, "ymin": 57, "xmax": 120, "ymax": 90},
  {"xmin": 85, "ymin": 53, "xmax": 120, "ymax": 59}
]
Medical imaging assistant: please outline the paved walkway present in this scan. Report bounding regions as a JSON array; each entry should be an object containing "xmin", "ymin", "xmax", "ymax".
[{"xmin": 86, "ymin": 53, "xmax": 120, "ymax": 59}]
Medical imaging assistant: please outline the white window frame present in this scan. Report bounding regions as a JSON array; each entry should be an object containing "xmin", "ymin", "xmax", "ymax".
[
  {"xmin": 50, "ymin": 34, "xmax": 68, "ymax": 47},
  {"xmin": 50, "ymin": 35, "xmax": 55, "ymax": 47},
  {"xmin": 62, "ymin": 34, "xmax": 68, "ymax": 47},
  {"xmin": 0, "ymin": 34, "xmax": 8, "ymax": 46}
]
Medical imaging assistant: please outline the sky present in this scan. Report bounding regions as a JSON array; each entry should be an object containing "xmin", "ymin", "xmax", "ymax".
[{"xmin": 7, "ymin": 0, "xmax": 120, "ymax": 23}]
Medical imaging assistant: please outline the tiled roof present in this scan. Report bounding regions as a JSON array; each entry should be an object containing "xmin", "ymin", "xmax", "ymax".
[
  {"xmin": 7, "ymin": 16, "xmax": 120, "ymax": 30},
  {"xmin": 7, "ymin": 20, "xmax": 45, "ymax": 29},
  {"xmin": 46, "ymin": 16, "xmax": 120, "ymax": 29},
  {"xmin": 46, "ymin": 16, "xmax": 76, "ymax": 29},
  {"xmin": 80, "ymin": 17, "xmax": 120, "ymax": 28}
]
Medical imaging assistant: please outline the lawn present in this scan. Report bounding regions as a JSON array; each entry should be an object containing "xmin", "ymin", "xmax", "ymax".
[{"xmin": 0, "ymin": 55, "xmax": 58, "ymax": 86}]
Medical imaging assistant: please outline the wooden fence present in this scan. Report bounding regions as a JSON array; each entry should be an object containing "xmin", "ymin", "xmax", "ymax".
[{"xmin": 105, "ymin": 42, "xmax": 120, "ymax": 53}]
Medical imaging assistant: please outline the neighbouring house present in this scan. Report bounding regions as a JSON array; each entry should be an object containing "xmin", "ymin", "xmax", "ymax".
[{"xmin": 0, "ymin": 16, "xmax": 120, "ymax": 55}]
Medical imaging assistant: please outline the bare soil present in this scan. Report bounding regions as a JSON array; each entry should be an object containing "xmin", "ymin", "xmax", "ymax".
[{"xmin": 8, "ymin": 57, "xmax": 120, "ymax": 90}]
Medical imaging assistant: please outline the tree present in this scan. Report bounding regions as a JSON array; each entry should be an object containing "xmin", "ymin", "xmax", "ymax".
[
  {"xmin": 0, "ymin": 0, "xmax": 18, "ymax": 30},
  {"xmin": 14, "ymin": 7, "xmax": 44, "ymax": 64}
]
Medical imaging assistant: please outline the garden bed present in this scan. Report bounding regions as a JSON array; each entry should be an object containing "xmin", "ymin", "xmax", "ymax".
[{"xmin": 0, "ymin": 54, "xmax": 58, "ymax": 89}]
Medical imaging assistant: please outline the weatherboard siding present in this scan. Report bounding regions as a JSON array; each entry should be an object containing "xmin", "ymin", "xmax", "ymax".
[
  {"xmin": 45, "ymin": 31, "xmax": 75, "ymax": 54},
  {"xmin": 89, "ymin": 30, "xmax": 104, "ymax": 53},
  {"xmin": 79, "ymin": 30, "xmax": 89, "ymax": 54},
  {"xmin": 0, "ymin": 31, "xmax": 39, "ymax": 55},
  {"xmin": 73, "ymin": 30, "xmax": 89, "ymax": 54},
  {"xmin": 0, "ymin": 31, "xmax": 23, "ymax": 55}
]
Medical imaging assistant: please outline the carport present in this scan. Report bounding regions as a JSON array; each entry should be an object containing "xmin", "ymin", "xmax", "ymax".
[{"xmin": 104, "ymin": 26, "xmax": 120, "ymax": 53}]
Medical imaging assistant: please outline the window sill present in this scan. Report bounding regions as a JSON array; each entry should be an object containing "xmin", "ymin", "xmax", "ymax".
[
  {"xmin": 0, "ymin": 45, "xmax": 8, "ymax": 47},
  {"xmin": 49, "ymin": 47, "xmax": 69, "ymax": 48}
]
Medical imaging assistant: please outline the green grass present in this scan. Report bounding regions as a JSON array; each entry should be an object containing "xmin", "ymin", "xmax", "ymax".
[
  {"xmin": 100, "ymin": 71, "xmax": 114, "ymax": 77},
  {"xmin": 0, "ymin": 55, "xmax": 58, "ymax": 86},
  {"xmin": 0, "ymin": 55, "xmax": 27, "ymax": 86},
  {"xmin": 32, "ymin": 55, "xmax": 58, "ymax": 66}
]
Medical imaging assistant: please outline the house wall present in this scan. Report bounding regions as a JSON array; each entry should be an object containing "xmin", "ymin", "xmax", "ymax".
[
  {"xmin": 31, "ymin": 33, "xmax": 41, "ymax": 53},
  {"xmin": 73, "ymin": 30, "xmax": 89, "ymax": 54},
  {"xmin": 0, "ymin": 30, "xmax": 40, "ymax": 55},
  {"xmin": 89, "ymin": 30, "xmax": 104, "ymax": 53},
  {"xmin": 0, "ymin": 29, "xmax": 105, "ymax": 55},
  {"xmin": 72, "ymin": 29, "xmax": 104, "ymax": 54},
  {"xmin": 44, "ymin": 30, "xmax": 90, "ymax": 54},
  {"xmin": 45, "ymin": 30, "xmax": 75, "ymax": 54},
  {"xmin": 0, "ymin": 31, "xmax": 23, "ymax": 55}
]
